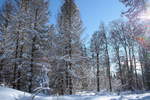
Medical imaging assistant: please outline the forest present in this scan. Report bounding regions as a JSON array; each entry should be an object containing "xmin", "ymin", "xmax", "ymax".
[{"xmin": 0, "ymin": 0, "xmax": 150, "ymax": 98}]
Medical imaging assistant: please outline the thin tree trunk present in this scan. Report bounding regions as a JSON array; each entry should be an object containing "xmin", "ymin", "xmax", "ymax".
[
  {"xmin": 124, "ymin": 46, "xmax": 130, "ymax": 90},
  {"xmin": 96, "ymin": 53, "xmax": 100, "ymax": 92},
  {"xmin": 65, "ymin": 61, "xmax": 69, "ymax": 94},
  {"xmin": 139, "ymin": 46, "xmax": 145, "ymax": 89},
  {"xmin": 29, "ymin": 36, "xmax": 36, "ymax": 93},
  {"xmin": 128, "ymin": 47, "xmax": 133, "ymax": 90},
  {"xmin": 68, "ymin": 38, "xmax": 73, "ymax": 95},
  {"xmin": 68, "ymin": 0, "xmax": 73, "ymax": 94},
  {"xmin": 140, "ymin": 61, "xmax": 145, "ymax": 89},
  {"xmin": 60, "ymin": 76, "xmax": 64, "ymax": 95},
  {"xmin": 17, "ymin": 43, "xmax": 23, "ymax": 90},
  {"xmin": 0, "ymin": 43, "xmax": 4, "ymax": 83},
  {"xmin": 106, "ymin": 41, "xmax": 112, "ymax": 92},
  {"xmin": 116, "ymin": 47, "xmax": 124, "ymax": 85},
  {"xmin": 0, "ymin": 58, "xmax": 4, "ymax": 83},
  {"xmin": 132, "ymin": 46, "xmax": 139, "ymax": 89},
  {"xmin": 13, "ymin": 35, "xmax": 19, "ymax": 89}
]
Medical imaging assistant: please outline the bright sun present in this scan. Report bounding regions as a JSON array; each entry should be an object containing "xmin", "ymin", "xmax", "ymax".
[
  {"xmin": 138, "ymin": 1, "xmax": 150, "ymax": 20},
  {"xmin": 138, "ymin": 9, "xmax": 150, "ymax": 20}
]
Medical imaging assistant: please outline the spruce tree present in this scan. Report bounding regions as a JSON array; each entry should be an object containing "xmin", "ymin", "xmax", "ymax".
[{"xmin": 57, "ymin": 0, "xmax": 83, "ymax": 95}]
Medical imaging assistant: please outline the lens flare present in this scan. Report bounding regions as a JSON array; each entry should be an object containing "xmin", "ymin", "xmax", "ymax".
[
  {"xmin": 138, "ymin": 11, "xmax": 150, "ymax": 20},
  {"xmin": 136, "ymin": 2, "xmax": 150, "ymax": 50}
]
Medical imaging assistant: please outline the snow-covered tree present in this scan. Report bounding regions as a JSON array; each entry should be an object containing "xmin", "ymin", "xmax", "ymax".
[
  {"xmin": 120, "ymin": 0, "xmax": 146, "ymax": 20},
  {"xmin": 90, "ymin": 23, "xmax": 112, "ymax": 92},
  {"xmin": 0, "ymin": 0, "xmax": 50, "ymax": 93},
  {"xmin": 57, "ymin": 0, "xmax": 84, "ymax": 95}
]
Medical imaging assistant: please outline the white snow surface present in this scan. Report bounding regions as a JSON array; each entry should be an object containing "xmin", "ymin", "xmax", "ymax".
[{"xmin": 0, "ymin": 87, "xmax": 150, "ymax": 100}]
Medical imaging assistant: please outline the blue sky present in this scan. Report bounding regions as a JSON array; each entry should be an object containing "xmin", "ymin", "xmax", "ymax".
[
  {"xmin": 0, "ymin": 0, "xmax": 4, "ymax": 6},
  {"xmin": 50, "ymin": 0, "xmax": 125, "ymax": 43}
]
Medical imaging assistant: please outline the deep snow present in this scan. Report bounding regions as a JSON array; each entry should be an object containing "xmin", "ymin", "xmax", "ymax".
[{"xmin": 0, "ymin": 87, "xmax": 150, "ymax": 100}]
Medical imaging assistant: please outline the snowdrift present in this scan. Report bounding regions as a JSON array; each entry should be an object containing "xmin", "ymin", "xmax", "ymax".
[{"xmin": 1, "ymin": 87, "xmax": 150, "ymax": 100}]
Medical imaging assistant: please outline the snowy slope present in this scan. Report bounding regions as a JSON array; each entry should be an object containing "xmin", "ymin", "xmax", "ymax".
[{"xmin": 0, "ymin": 87, "xmax": 150, "ymax": 100}]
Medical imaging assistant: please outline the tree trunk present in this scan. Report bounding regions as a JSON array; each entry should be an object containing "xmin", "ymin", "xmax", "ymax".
[
  {"xmin": 68, "ymin": 38, "xmax": 73, "ymax": 95},
  {"xmin": 132, "ymin": 46, "xmax": 139, "ymax": 89},
  {"xmin": 124, "ymin": 46, "xmax": 130, "ymax": 90},
  {"xmin": 128, "ymin": 47, "xmax": 133, "ymax": 90},
  {"xmin": 17, "ymin": 43, "xmax": 23, "ymax": 90},
  {"xmin": 116, "ymin": 47, "xmax": 124, "ymax": 85},
  {"xmin": 96, "ymin": 53, "xmax": 100, "ymax": 92},
  {"xmin": 29, "ymin": 36, "xmax": 36, "ymax": 93},
  {"xmin": 13, "ymin": 35, "xmax": 19, "ymax": 89},
  {"xmin": 140, "ymin": 61, "xmax": 145, "ymax": 89},
  {"xmin": 106, "ymin": 41, "xmax": 112, "ymax": 92},
  {"xmin": 0, "ymin": 59, "xmax": 4, "ymax": 83}
]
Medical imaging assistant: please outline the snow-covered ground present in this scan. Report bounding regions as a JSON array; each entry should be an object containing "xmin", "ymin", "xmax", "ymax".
[{"xmin": 0, "ymin": 87, "xmax": 150, "ymax": 100}]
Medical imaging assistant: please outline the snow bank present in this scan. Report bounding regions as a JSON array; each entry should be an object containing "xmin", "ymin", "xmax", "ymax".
[
  {"xmin": 0, "ymin": 87, "xmax": 30, "ymax": 100},
  {"xmin": 1, "ymin": 87, "xmax": 150, "ymax": 100}
]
